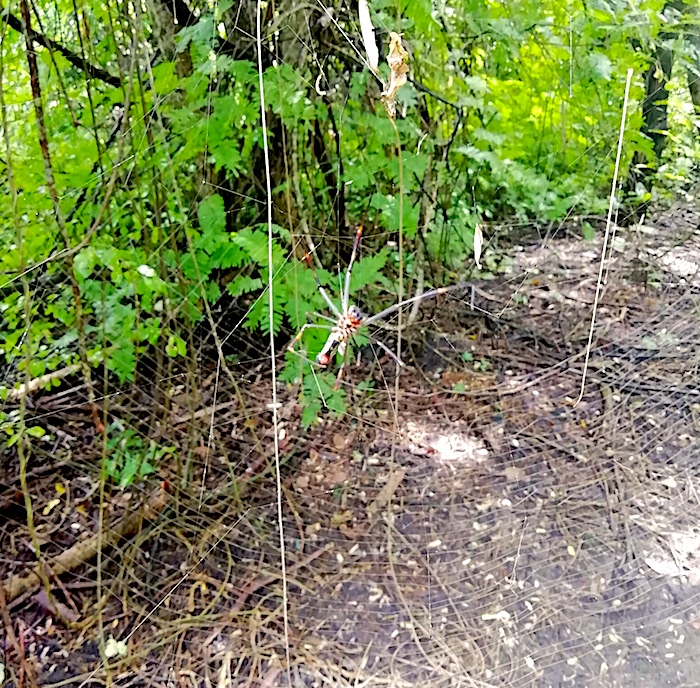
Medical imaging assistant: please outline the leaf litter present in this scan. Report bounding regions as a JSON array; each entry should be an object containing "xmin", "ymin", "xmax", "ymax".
[{"xmin": 5, "ymin": 203, "xmax": 700, "ymax": 685}]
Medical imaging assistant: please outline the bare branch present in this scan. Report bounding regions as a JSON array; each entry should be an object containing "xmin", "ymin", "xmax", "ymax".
[{"xmin": 1, "ymin": 3, "xmax": 121, "ymax": 87}]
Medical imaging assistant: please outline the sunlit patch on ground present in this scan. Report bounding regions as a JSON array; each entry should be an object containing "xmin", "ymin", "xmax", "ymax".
[
  {"xmin": 400, "ymin": 419, "xmax": 489, "ymax": 466},
  {"xmin": 659, "ymin": 248, "xmax": 700, "ymax": 279}
]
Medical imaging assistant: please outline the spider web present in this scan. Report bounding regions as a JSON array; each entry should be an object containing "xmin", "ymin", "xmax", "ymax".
[{"xmin": 2, "ymin": 2, "xmax": 700, "ymax": 688}]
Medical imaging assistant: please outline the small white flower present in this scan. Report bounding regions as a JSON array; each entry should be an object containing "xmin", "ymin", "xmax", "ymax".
[
  {"xmin": 137, "ymin": 265, "xmax": 156, "ymax": 278},
  {"xmin": 104, "ymin": 636, "xmax": 128, "ymax": 658}
]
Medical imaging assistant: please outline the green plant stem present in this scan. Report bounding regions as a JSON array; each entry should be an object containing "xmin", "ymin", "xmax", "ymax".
[
  {"xmin": 389, "ymin": 116, "xmax": 404, "ymax": 451},
  {"xmin": 4, "ymin": 4, "xmax": 53, "ymax": 622},
  {"xmin": 19, "ymin": 0, "xmax": 105, "ymax": 432}
]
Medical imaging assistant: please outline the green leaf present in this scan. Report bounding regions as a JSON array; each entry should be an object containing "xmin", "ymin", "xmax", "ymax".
[
  {"xmin": 212, "ymin": 141, "xmax": 243, "ymax": 175},
  {"xmin": 109, "ymin": 343, "xmax": 136, "ymax": 383},
  {"xmin": 119, "ymin": 454, "xmax": 138, "ymax": 488},
  {"xmin": 166, "ymin": 334, "xmax": 187, "ymax": 358},
  {"xmin": 151, "ymin": 62, "xmax": 177, "ymax": 95},
  {"xmin": 301, "ymin": 400, "xmax": 322, "ymax": 429},
  {"xmin": 350, "ymin": 248, "xmax": 390, "ymax": 295},
  {"xmin": 589, "ymin": 52, "xmax": 612, "ymax": 81},
  {"xmin": 210, "ymin": 241, "xmax": 245, "ymax": 269},
  {"xmin": 176, "ymin": 15, "xmax": 215, "ymax": 54},
  {"xmin": 215, "ymin": 0, "xmax": 234, "ymax": 18},
  {"xmin": 197, "ymin": 194, "xmax": 227, "ymax": 253},
  {"xmin": 303, "ymin": 372, "xmax": 347, "ymax": 420},
  {"xmin": 26, "ymin": 426, "xmax": 46, "ymax": 438},
  {"xmin": 74, "ymin": 247, "xmax": 98, "ymax": 282},
  {"xmin": 234, "ymin": 228, "xmax": 271, "ymax": 265},
  {"xmin": 226, "ymin": 275, "xmax": 263, "ymax": 297}
]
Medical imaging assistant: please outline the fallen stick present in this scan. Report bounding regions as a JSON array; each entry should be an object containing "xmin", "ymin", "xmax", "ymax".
[
  {"xmin": 3, "ymin": 364, "xmax": 82, "ymax": 401},
  {"xmin": 366, "ymin": 467, "xmax": 407, "ymax": 517},
  {"xmin": 3, "ymin": 485, "xmax": 169, "ymax": 602},
  {"xmin": 171, "ymin": 399, "xmax": 237, "ymax": 425}
]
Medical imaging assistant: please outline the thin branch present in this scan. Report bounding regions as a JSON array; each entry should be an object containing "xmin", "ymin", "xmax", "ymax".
[
  {"xmin": 1, "ymin": 3, "xmax": 121, "ymax": 87},
  {"xmin": 409, "ymin": 76, "xmax": 461, "ymax": 110},
  {"xmin": 19, "ymin": 0, "xmax": 104, "ymax": 432},
  {"xmin": 574, "ymin": 68, "xmax": 634, "ymax": 406},
  {"xmin": 4, "ymin": 364, "xmax": 81, "ymax": 400},
  {"xmin": 257, "ymin": 0, "xmax": 292, "ymax": 679},
  {"xmin": 2, "ymin": 486, "xmax": 169, "ymax": 602}
]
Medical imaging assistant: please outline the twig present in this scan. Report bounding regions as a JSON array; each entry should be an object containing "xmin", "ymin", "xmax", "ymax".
[
  {"xmin": 367, "ymin": 468, "xmax": 406, "ymax": 517},
  {"xmin": 409, "ymin": 76, "xmax": 461, "ymax": 110},
  {"xmin": 230, "ymin": 544, "xmax": 332, "ymax": 613},
  {"xmin": 2, "ymin": 485, "xmax": 169, "ymax": 602},
  {"xmin": 171, "ymin": 400, "xmax": 237, "ymax": 425},
  {"xmin": 4, "ymin": 364, "xmax": 81, "ymax": 401}
]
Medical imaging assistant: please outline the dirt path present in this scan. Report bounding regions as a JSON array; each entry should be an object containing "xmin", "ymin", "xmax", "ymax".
[{"xmin": 3, "ymin": 204, "xmax": 700, "ymax": 687}]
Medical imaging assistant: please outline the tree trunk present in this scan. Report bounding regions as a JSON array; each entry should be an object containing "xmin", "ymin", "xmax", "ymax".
[
  {"xmin": 642, "ymin": 41, "xmax": 674, "ymax": 159},
  {"xmin": 625, "ymin": 1, "xmax": 684, "ymax": 200},
  {"xmin": 685, "ymin": 19, "xmax": 700, "ymax": 122}
]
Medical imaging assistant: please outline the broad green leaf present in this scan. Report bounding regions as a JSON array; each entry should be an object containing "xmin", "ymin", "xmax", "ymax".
[
  {"xmin": 74, "ymin": 247, "xmax": 98, "ymax": 282},
  {"xmin": 589, "ymin": 52, "xmax": 612, "ymax": 81}
]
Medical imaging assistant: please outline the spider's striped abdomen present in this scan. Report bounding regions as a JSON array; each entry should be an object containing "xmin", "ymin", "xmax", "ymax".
[{"xmin": 316, "ymin": 308, "xmax": 363, "ymax": 367}]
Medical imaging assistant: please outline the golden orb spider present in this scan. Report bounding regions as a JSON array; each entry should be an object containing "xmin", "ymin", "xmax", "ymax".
[{"xmin": 287, "ymin": 226, "xmax": 459, "ymax": 389}]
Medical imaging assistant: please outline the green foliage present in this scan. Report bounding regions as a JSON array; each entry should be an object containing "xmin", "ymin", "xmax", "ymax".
[
  {"xmin": 1, "ymin": 0, "xmax": 699, "ymax": 435},
  {"xmin": 299, "ymin": 370, "xmax": 348, "ymax": 428},
  {"xmin": 582, "ymin": 222, "xmax": 596, "ymax": 241},
  {"xmin": 105, "ymin": 425, "xmax": 175, "ymax": 489},
  {"xmin": 0, "ymin": 415, "xmax": 47, "ymax": 449}
]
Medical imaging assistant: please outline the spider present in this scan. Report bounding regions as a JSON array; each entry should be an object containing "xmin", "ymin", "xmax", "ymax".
[{"xmin": 287, "ymin": 226, "xmax": 459, "ymax": 389}]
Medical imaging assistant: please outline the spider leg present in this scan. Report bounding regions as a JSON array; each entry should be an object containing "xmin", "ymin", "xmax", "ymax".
[
  {"xmin": 334, "ymin": 341, "xmax": 352, "ymax": 390},
  {"xmin": 287, "ymin": 323, "xmax": 333, "ymax": 355},
  {"xmin": 342, "ymin": 225, "xmax": 363, "ymax": 312},
  {"xmin": 304, "ymin": 252, "xmax": 342, "ymax": 318},
  {"xmin": 317, "ymin": 329, "xmax": 344, "ymax": 366},
  {"xmin": 369, "ymin": 336, "xmax": 405, "ymax": 368},
  {"xmin": 308, "ymin": 311, "xmax": 337, "ymax": 324},
  {"xmin": 362, "ymin": 283, "xmax": 465, "ymax": 326}
]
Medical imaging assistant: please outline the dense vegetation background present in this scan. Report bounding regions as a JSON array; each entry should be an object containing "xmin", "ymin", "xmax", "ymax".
[
  {"xmin": 1, "ymin": 0, "xmax": 700, "ymax": 473},
  {"xmin": 5, "ymin": 4, "xmax": 700, "ymax": 686}
]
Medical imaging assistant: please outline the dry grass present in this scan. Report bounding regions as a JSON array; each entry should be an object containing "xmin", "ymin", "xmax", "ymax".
[{"xmin": 3, "ymin": 203, "xmax": 700, "ymax": 687}]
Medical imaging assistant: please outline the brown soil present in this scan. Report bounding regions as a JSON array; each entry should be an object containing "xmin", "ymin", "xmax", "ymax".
[{"xmin": 3, "ymin": 203, "xmax": 700, "ymax": 687}]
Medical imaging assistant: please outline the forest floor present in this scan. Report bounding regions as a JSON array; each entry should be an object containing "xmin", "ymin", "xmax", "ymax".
[{"xmin": 3, "ymin": 201, "xmax": 700, "ymax": 687}]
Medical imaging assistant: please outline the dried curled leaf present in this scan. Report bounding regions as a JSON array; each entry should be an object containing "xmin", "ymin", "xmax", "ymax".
[{"xmin": 381, "ymin": 32, "xmax": 409, "ymax": 119}]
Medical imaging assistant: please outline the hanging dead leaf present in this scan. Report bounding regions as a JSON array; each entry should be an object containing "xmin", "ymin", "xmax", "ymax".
[
  {"xmin": 358, "ymin": 0, "xmax": 379, "ymax": 71},
  {"xmin": 381, "ymin": 32, "xmax": 409, "ymax": 119},
  {"xmin": 474, "ymin": 224, "xmax": 483, "ymax": 270}
]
